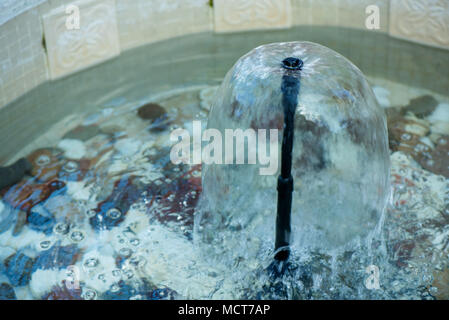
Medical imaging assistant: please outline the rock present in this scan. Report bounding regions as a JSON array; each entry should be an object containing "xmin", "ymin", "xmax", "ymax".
[
  {"xmin": 3, "ymin": 251, "xmax": 34, "ymax": 287},
  {"xmin": 137, "ymin": 103, "xmax": 169, "ymax": 131},
  {"xmin": 0, "ymin": 158, "xmax": 32, "ymax": 190},
  {"xmin": 43, "ymin": 280, "xmax": 83, "ymax": 300},
  {"xmin": 0, "ymin": 283, "xmax": 16, "ymax": 300},
  {"xmin": 2, "ymin": 180, "xmax": 66, "ymax": 213},
  {"xmin": 388, "ymin": 114, "xmax": 434, "ymax": 167},
  {"xmin": 0, "ymin": 203, "xmax": 17, "ymax": 235},
  {"xmin": 114, "ymin": 138, "xmax": 142, "ymax": 157},
  {"xmin": 63, "ymin": 125, "xmax": 100, "ymax": 142},
  {"xmin": 57, "ymin": 139, "xmax": 86, "ymax": 160},
  {"xmin": 137, "ymin": 103, "xmax": 167, "ymax": 121},
  {"xmin": 27, "ymin": 205, "xmax": 55, "ymax": 235},
  {"xmin": 26, "ymin": 148, "xmax": 64, "ymax": 182},
  {"xmin": 431, "ymin": 268, "xmax": 449, "ymax": 300},
  {"xmin": 372, "ymin": 86, "xmax": 390, "ymax": 108},
  {"xmin": 33, "ymin": 243, "xmax": 81, "ymax": 271},
  {"xmin": 58, "ymin": 159, "xmax": 90, "ymax": 182},
  {"xmin": 402, "ymin": 95, "xmax": 438, "ymax": 118},
  {"xmin": 420, "ymin": 136, "xmax": 449, "ymax": 178},
  {"xmin": 428, "ymin": 103, "xmax": 449, "ymax": 136},
  {"xmin": 89, "ymin": 176, "xmax": 141, "ymax": 231}
]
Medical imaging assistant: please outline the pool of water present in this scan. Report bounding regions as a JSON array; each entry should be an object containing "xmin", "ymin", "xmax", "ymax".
[{"xmin": 0, "ymin": 27, "xmax": 448, "ymax": 300}]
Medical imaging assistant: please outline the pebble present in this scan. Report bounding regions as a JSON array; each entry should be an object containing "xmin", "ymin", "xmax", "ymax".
[
  {"xmin": 33, "ymin": 243, "xmax": 80, "ymax": 271},
  {"xmin": 43, "ymin": 280, "xmax": 83, "ymax": 300},
  {"xmin": 62, "ymin": 125, "xmax": 101, "ymax": 142},
  {"xmin": 402, "ymin": 95, "xmax": 438, "ymax": 118},
  {"xmin": 57, "ymin": 139, "xmax": 86, "ymax": 160},
  {"xmin": 0, "ymin": 283, "xmax": 16, "ymax": 300},
  {"xmin": 372, "ymin": 86, "xmax": 391, "ymax": 108},
  {"xmin": 3, "ymin": 251, "xmax": 34, "ymax": 287},
  {"xmin": 137, "ymin": 103, "xmax": 167, "ymax": 121},
  {"xmin": 89, "ymin": 176, "xmax": 140, "ymax": 231},
  {"xmin": 27, "ymin": 205, "xmax": 55, "ymax": 235}
]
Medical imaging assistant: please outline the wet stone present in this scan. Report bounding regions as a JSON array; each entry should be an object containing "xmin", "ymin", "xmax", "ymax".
[
  {"xmin": 63, "ymin": 125, "xmax": 101, "ymax": 142},
  {"xmin": 27, "ymin": 205, "xmax": 55, "ymax": 235},
  {"xmin": 137, "ymin": 103, "xmax": 169, "ymax": 131},
  {"xmin": 0, "ymin": 283, "xmax": 16, "ymax": 300},
  {"xmin": 89, "ymin": 176, "xmax": 141, "ymax": 231},
  {"xmin": 26, "ymin": 148, "xmax": 64, "ymax": 183},
  {"xmin": 44, "ymin": 280, "xmax": 83, "ymax": 300},
  {"xmin": 431, "ymin": 268, "xmax": 449, "ymax": 300},
  {"xmin": 420, "ymin": 136, "xmax": 449, "ymax": 178},
  {"xmin": 33, "ymin": 243, "xmax": 80, "ymax": 271},
  {"xmin": 402, "ymin": 95, "xmax": 438, "ymax": 118},
  {"xmin": 2, "ymin": 180, "xmax": 66, "ymax": 213},
  {"xmin": 3, "ymin": 251, "xmax": 34, "ymax": 287}
]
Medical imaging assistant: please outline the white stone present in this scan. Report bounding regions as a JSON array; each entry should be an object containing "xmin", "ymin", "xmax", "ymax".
[
  {"xmin": 58, "ymin": 139, "xmax": 86, "ymax": 159},
  {"xmin": 30, "ymin": 269, "xmax": 68, "ymax": 298},
  {"xmin": 114, "ymin": 138, "xmax": 142, "ymax": 156},
  {"xmin": 373, "ymin": 86, "xmax": 391, "ymax": 108}
]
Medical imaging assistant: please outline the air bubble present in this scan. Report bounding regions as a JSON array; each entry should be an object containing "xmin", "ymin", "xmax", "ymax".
[
  {"xmin": 35, "ymin": 154, "xmax": 50, "ymax": 166},
  {"xmin": 107, "ymin": 208, "xmax": 122, "ymax": 220}
]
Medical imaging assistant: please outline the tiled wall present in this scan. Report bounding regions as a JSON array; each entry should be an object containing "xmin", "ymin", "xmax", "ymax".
[{"xmin": 0, "ymin": 0, "xmax": 448, "ymax": 109}]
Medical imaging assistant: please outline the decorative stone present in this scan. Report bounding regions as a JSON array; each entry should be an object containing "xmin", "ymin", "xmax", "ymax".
[
  {"xmin": 2, "ymin": 180, "xmax": 66, "ymax": 213},
  {"xmin": 63, "ymin": 125, "xmax": 101, "ymax": 142},
  {"xmin": 3, "ymin": 251, "xmax": 34, "ymax": 287},
  {"xmin": 57, "ymin": 139, "xmax": 86, "ymax": 160},
  {"xmin": 89, "ymin": 176, "xmax": 140, "ymax": 231},
  {"xmin": 0, "ymin": 158, "xmax": 32, "ymax": 190},
  {"xmin": 420, "ymin": 136, "xmax": 449, "ymax": 178},
  {"xmin": 33, "ymin": 244, "xmax": 80, "ymax": 271},
  {"xmin": 0, "ymin": 283, "xmax": 16, "ymax": 300},
  {"xmin": 44, "ymin": 280, "xmax": 83, "ymax": 300},
  {"xmin": 26, "ymin": 148, "xmax": 64, "ymax": 183},
  {"xmin": 402, "ymin": 95, "xmax": 438, "ymax": 118},
  {"xmin": 137, "ymin": 103, "xmax": 169, "ymax": 132},
  {"xmin": 27, "ymin": 205, "xmax": 55, "ymax": 235}
]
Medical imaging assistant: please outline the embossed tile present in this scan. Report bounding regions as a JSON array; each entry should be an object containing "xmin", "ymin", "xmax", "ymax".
[
  {"xmin": 389, "ymin": 0, "xmax": 449, "ymax": 50},
  {"xmin": 42, "ymin": 0, "xmax": 121, "ymax": 79},
  {"xmin": 213, "ymin": 0, "xmax": 292, "ymax": 33}
]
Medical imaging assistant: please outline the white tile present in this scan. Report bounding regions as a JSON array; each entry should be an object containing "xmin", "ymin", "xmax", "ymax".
[
  {"xmin": 42, "ymin": 0, "xmax": 121, "ymax": 79},
  {"xmin": 389, "ymin": 0, "xmax": 449, "ymax": 50},
  {"xmin": 213, "ymin": 0, "xmax": 292, "ymax": 33}
]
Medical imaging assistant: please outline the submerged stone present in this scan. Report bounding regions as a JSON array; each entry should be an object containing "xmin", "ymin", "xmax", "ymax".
[
  {"xmin": 137, "ymin": 103, "xmax": 169, "ymax": 131},
  {"xmin": 402, "ymin": 95, "xmax": 438, "ymax": 118},
  {"xmin": 195, "ymin": 42, "xmax": 390, "ymax": 261},
  {"xmin": 63, "ymin": 124, "xmax": 101, "ymax": 142},
  {"xmin": 33, "ymin": 243, "xmax": 80, "ymax": 271},
  {"xmin": 0, "ymin": 283, "xmax": 16, "ymax": 300},
  {"xmin": 89, "ymin": 176, "xmax": 140, "ymax": 231},
  {"xmin": 3, "ymin": 251, "xmax": 34, "ymax": 287}
]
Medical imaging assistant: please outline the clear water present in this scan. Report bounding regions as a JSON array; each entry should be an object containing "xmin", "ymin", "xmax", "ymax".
[
  {"xmin": 0, "ymin": 78, "xmax": 447, "ymax": 300},
  {"xmin": 0, "ymin": 32, "xmax": 448, "ymax": 300}
]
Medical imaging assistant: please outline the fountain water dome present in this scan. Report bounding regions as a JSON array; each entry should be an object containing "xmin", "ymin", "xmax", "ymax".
[{"xmin": 194, "ymin": 41, "xmax": 390, "ymax": 266}]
